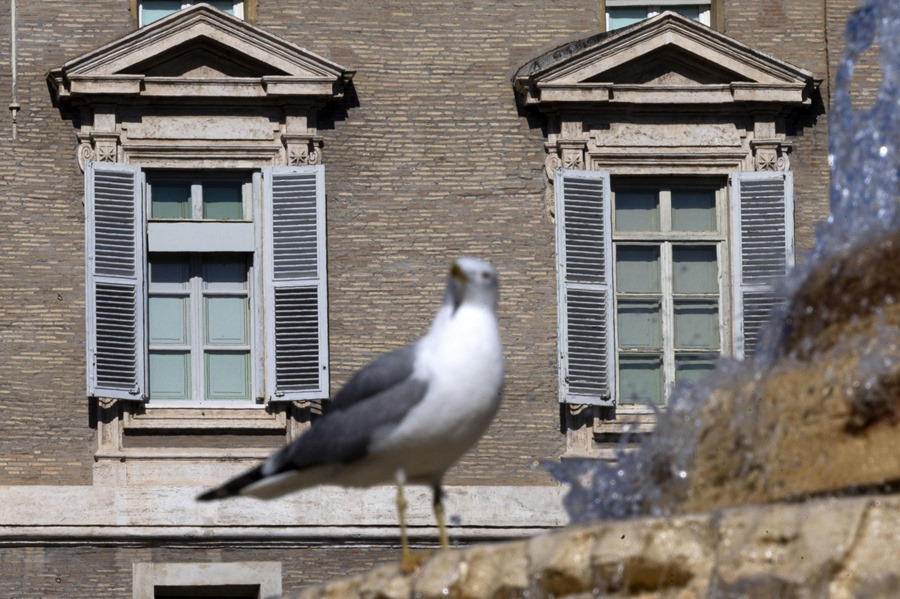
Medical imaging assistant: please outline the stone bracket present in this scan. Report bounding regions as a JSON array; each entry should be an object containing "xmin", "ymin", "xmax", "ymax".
[{"xmin": 751, "ymin": 138, "xmax": 792, "ymax": 171}]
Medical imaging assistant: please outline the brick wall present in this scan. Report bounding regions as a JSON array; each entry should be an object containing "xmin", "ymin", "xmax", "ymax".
[
  {"xmin": 0, "ymin": 543, "xmax": 402, "ymax": 597},
  {"xmin": 0, "ymin": 0, "xmax": 876, "ymax": 487}
]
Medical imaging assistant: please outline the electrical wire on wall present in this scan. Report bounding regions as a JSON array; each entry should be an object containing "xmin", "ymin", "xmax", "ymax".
[{"xmin": 9, "ymin": 0, "xmax": 20, "ymax": 140}]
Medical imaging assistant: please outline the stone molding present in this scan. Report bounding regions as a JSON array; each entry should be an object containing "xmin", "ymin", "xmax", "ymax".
[
  {"xmin": 0, "ymin": 485, "xmax": 566, "ymax": 542},
  {"xmin": 48, "ymin": 4, "xmax": 353, "ymax": 171}
]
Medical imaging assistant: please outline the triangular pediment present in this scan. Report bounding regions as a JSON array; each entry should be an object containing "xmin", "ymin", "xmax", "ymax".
[
  {"xmin": 515, "ymin": 12, "xmax": 817, "ymax": 106},
  {"xmin": 49, "ymin": 4, "xmax": 352, "ymax": 101}
]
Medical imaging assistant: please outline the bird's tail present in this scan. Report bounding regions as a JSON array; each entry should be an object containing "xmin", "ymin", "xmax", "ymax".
[{"xmin": 196, "ymin": 466, "xmax": 265, "ymax": 501}]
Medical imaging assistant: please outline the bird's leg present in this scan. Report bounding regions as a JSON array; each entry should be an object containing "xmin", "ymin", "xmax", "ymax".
[
  {"xmin": 396, "ymin": 479, "xmax": 412, "ymax": 569},
  {"xmin": 433, "ymin": 484, "xmax": 450, "ymax": 550}
]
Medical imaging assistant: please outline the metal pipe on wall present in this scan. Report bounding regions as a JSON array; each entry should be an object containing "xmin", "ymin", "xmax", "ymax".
[{"xmin": 9, "ymin": 0, "xmax": 20, "ymax": 140}]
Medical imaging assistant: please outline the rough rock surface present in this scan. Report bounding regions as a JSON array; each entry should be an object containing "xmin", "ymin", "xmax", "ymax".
[
  {"xmin": 294, "ymin": 492, "xmax": 900, "ymax": 598},
  {"xmin": 678, "ymin": 232, "xmax": 900, "ymax": 513}
]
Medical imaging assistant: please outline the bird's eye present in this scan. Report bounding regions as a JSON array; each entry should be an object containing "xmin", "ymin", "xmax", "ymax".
[{"xmin": 481, "ymin": 272, "xmax": 491, "ymax": 280}]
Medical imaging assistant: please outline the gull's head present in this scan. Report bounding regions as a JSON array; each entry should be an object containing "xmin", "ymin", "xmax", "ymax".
[{"xmin": 447, "ymin": 256, "xmax": 499, "ymax": 313}]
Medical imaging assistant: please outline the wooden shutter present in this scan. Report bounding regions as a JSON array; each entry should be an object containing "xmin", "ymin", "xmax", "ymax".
[
  {"xmin": 85, "ymin": 162, "xmax": 147, "ymax": 400},
  {"xmin": 263, "ymin": 165, "xmax": 329, "ymax": 401},
  {"xmin": 730, "ymin": 171, "xmax": 794, "ymax": 359},
  {"xmin": 555, "ymin": 169, "xmax": 615, "ymax": 406}
]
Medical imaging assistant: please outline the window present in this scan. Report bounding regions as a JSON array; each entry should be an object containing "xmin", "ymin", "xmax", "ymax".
[
  {"xmin": 554, "ymin": 169, "xmax": 793, "ymax": 408},
  {"xmin": 132, "ymin": 562, "xmax": 281, "ymax": 599},
  {"xmin": 148, "ymin": 254, "xmax": 253, "ymax": 403},
  {"xmin": 605, "ymin": 1, "xmax": 711, "ymax": 30},
  {"xmin": 85, "ymin": 162, "xmax": 329, "ymax": 406},
  {"xmin": 139, "ymin": 0, "xmax": 243, "ymax": 26},
  {"xmin": 612, "ymin": 181, "xmax": 725, "ymax": 405}
]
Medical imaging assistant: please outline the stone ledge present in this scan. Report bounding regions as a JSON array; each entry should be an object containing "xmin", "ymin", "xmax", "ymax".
[{"xmin": 0, "ymin": 484, "xmax": 566, "ymax": 543}]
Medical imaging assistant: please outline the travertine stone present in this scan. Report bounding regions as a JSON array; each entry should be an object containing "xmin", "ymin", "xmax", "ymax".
[{"xmin": 292, "ymin": 493, "xmax": 900, "ymax": 598}]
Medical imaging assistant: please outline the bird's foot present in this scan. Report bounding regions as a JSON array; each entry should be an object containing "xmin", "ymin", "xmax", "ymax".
[{"xmin": 400, "ymin": 549, "xmax": 435, "ymax": 575}]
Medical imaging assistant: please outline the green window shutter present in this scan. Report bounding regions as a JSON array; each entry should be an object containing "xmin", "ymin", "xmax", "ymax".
[
  {"xmin": 263, "ymin": 165, "xmax": 329, "ymax": 401},
  {"xmin": 555, "ymin": 169, "xmax": 615, "ymax": 406},
  {"xmin": 730, "ymin": 171, "xmax": 794, "ymax": 359},
  {"xmin": 85, "ymin": 162, "xmax": 147, "ymax": 400}
]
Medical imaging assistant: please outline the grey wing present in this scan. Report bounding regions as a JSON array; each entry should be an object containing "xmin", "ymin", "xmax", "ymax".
[
  {"xmin": 262, "ymin": 375, "xmax": 429, "ymax": 477},
  {"xmin": 328, "ymin": 343, "xmax": 418, "ymax": 412}
]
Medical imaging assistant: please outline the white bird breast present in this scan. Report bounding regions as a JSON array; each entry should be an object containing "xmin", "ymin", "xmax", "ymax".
[{"xmin": 374, "ymin": 303, "xmax": 504, "ymax": 472}]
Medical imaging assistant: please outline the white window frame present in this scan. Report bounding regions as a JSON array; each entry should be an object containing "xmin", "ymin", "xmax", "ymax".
[
  {"xmin": 605, "ymin": 1, "xmax": 711, "ymax": 30},
  {"xmin": 610, "ymin": 178, "xmax": 728, "ymax": 408},
  {"xmin": 85, "ymin": 163, "xmax": 330, "ymax": 409},
  {"xmin": 147, "ymin": 253, "xmax": 257, "ymax": 407},
  {"xmin": 133, "ymin": 562, "xmax": 281, "ymax": 599},
  {"xmin": 138, "ymin": 0, "xmax": 245, "ymax": 27}
]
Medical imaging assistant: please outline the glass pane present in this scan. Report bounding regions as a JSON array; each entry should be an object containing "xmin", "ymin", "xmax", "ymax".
[
  {"xmin": 149, "ymin": 254, "xmax": 189, "ymax": 289},
  {"xmin": 203, "ymin": 183, "xmax": 244, "ymax": 220},
  {"xmin": 206, "ymin": 352, "xmax": 251, "ymax": 400},
  {"xmin": 672, "ymin": 188, "xmax": 717, "ymax": 231},
  {"xmin": 672, "ymin": 246, "xmax": 718, "ymax": 293},
  {"xmin": 617, "ymin": 300, "xmax": 662, "ymax": 348},
  {"xmin": 149, "ymin": 296, "xmax": 190, "ymax": 345},
  {"xmin": 205, "ymin": 297, "xmax": 249, "ymax": 345},
  {"xmin": 608, "ymin": 7, "xmax": 648, "ymax": 30},
  {"xmin": 207, "ymin": 0, "xmax": 235, "ymax": 14},
  {"xmin": 618, "ymin": 354, "xmax": 664, "ymax": 405},
  {"xmin": 203, "ymin": 256, "xmax": 248, "ymax": 290},
  {"xmin": 671, "ymin": 5, "xmax": 702, "ymax": 21},
  {"xmin": 675, "ymin": 353, "xmax": 719, "ymax": 387},
  {"xmin": 615, "ymin": 189, "xmax": 660, "ymax": 232},
  {"xmin": 616, "ymin": 246, "xmax": 661, "ymax": 293},
  {"xmin": 674, "ymin": 300, "xmax": 720, "ymax": 349},
  {"xmin": 150, "ymin": 182, "xmax": 191, "ymax": 219},
  {"xmin": 142, "ymin": 0, "xmax": 181, "ymax": 25},
  {"xmin": 149, "ymin": 352, "xmax": 190, "ymax": 400}
]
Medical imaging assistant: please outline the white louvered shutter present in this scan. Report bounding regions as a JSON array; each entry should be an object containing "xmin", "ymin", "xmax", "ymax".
[
  {"xmin": 555, "ymin": 169, "xmax": 615, "ymax": 405},
  {"xmin": 85, "ymin": 162, "xmax": 147, "ymax": 400},
  {"xmin": 730, "ymin": 171, "xmax": 794, "ymax": 359},
  {"xmin": 263, "ymin": 165, "xmax": 329, "ymax": 401}
]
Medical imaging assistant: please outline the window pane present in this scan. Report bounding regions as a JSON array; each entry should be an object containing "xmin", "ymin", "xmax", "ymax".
[
  {"xmin": 608, "ymin": 7, "xmax": 648, "ymax": 30},
  {"xmin": 151, "ymin": 183, "xmax": 191, "ymax": 219},
  {"xmin": 207, "ymin": 0, "xmax": 236, "ymax": 14},
  {"xmin": 149, "ymin": 297, "xmax": 190, "ymax": 345},
  {"xmin": 203, "ymin": 184, "xmax": 244, "ymax": 220},
  {"xmin": 617, "ymin": 300, "xmax": 662, "ymax": 348},
  {"xmin": 142, "ymin": 1, "xmax": 182, "ymax": 24},
  {"xmin": 205, "ymin": 297, "xmax": 249, "ymax": 345},
  {"xmin": 149, "ymin": 255, "xmax": 190, "ymax": 288},
  {"xmin": 671, "ymin": 5, "xmax": 702, "ymax": 21},
  {"xmin": 203, "ymin": 256, "xmax": 248, "ymax": 289},
  {"xmin": 618, "ymin": 354, "xmax": 663, "ymax": 404},
  {"xmin": 675, "ymin": 353, "xmax": 719, "ymax": 387},
  {"xmin": 672, "ymin": 188, "xmax": 716, "ymax": 231},
  {"xmin": 616, "ymin": 246, "xmax": 661, "ymax": 293},
  {"xmin": 206, "ymin": 352, "xmax": 251, "ymax": 400},
  {"xmin": 149, "ymin": 352, "xmax": 191, "ymax": 400},
  {"xmin": 615, "ymin": 189, "xmax": 659, "ymax": 232},
  {"xmin": 672, "ymin": 245, "xmax": 718, "ymax": 293},
  {"xmin": 674, "ymin": 300, "xmax": 720, "ymax": 349}
]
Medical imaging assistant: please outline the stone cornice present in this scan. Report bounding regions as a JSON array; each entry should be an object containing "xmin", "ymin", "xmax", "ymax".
[
  {"xmin": 514, "ymin": 12, "xmax": 819, "ymax": 109},
  {"xmin": 0, "ymin": 485, "xmax": 566, "ymax": 543},
  {"xmin": 48, "ymin": 3, "xmax": 353, "ymax": 105}
]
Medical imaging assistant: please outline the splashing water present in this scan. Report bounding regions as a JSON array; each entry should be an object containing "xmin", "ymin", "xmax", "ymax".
[{"xmin": 550, "ymin": 0, "xmax": 900, "ymax": 523}]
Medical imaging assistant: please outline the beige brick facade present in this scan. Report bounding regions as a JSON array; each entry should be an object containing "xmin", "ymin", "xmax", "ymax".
[{"xmin": 0, "ymin": 0, "xmax": 880, "ymax": 595}]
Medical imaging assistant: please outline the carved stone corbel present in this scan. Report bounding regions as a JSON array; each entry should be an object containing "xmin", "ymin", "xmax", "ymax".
[
  {"xmin": 284, "ymin": 135, "xmax": 324, "ymax": 166},
  {"xmin": 77, "ymin": 132, "xmax": 121, "ymax": 171},
  {"xmin": 751, "ymin": 138, "xmax": 792, "ymax": 171}
]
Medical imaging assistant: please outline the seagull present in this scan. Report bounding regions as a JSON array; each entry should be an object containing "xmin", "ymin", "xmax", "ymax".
[{"xmin": 197, "ymin": 256, "xmax": 504, "ymax": 570}]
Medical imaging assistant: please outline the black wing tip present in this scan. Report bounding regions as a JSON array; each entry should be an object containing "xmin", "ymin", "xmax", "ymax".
[
  {"xmin": 195, "ymin": 467, "xmax": 265, "ymax": 502},
  {"xmin": 196, "ymin": 486, "xmax": 234, "ymax": 502}
]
